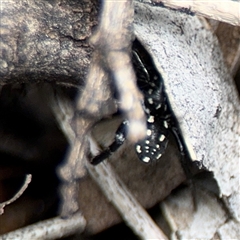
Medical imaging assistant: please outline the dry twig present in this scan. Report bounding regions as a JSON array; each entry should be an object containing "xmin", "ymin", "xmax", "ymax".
[
  {"xmin": 152, "ymin": 0, "xmax": 240, "ymax": 26},
  {"xmin": 0, "ymin": 174, "xmax": 32, "ymax": 215},
  {"xmin": 49, "ymin": 89, "xmax": 87, "ymax": 217},
  {"xmin": 78, "ymin": 0, "xmax": 147, "ymax": 142},
  {"xmin": 87, "ymin": 162, "xmax": 167, "ymax": 239},
  {"xmin": 0, "ymin": 212, "xmax": 86, "ymax": 240}
]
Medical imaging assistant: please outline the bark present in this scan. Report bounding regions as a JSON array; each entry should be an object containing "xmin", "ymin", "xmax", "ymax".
[
  {"xmin": 134, "ymin": 1, "xmax": 240, "ymax": 238},
  {"xmin": 0, "ymin": 0, "xmax": 99, "ymax": 87}
]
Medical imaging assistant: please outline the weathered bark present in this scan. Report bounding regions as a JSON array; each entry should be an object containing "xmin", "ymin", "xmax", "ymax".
[
  {"xmin": 134, "ymin": 1, "xmax": 240, "ymax": 238},
  {"xmin": 0, "ymin": 0, "xmax": 99, "ymax": 87}
]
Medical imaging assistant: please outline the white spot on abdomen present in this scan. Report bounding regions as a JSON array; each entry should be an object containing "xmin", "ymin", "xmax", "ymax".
[
  {"xmin": 147, "ymin": 116, "xmax": 154, "ymax": 123},
  {"xmin": 147, "ymin": 129, "xmax": 152, "ymax": 136},
  {"xmin": 164, "ymin": 121, "xmax": 168, "ymax": 129},
  {"xmin": 148, "ymin": 89, "xmax": 153, "ymax": 94},
  {"xmin": 148, "ymin": 98, "xmax": 153, "ymax": 104},
  {"xmin": 142, "ymin": 156, "xmax": 150, "ymax": 163},
  {"xmin": 136, "ymin": 145, "xmax": 142, "ymax": 153},
  {"xmin": 159, "ymin": 134, "xmax": 166, "ymax": 142}
]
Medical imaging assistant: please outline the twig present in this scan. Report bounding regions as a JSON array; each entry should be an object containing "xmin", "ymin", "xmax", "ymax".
[
  {"xmin": 0, "ymin": 174, "xmax": 32, "ymax": 215},
  {"xmin": 49, "ymin": 88, "xmax": 88, "ymax": 217},
  {"xmin": 152, "ymin": 0, "xmax": 240, "ymax": 26},
  {"xmin": 76, "ymin": 50, "xmax": 116, "ymax": 118},
  {"xmin": 0, "ymin": 212, "xmax": 86, "ymax": 240},
  {"xmin": 87, "ymin": 162, "xmax": 168, "ymax": 239},
  {"xmin": 79, "ymin": 0, "xmax": 147, "ymax": 142}
]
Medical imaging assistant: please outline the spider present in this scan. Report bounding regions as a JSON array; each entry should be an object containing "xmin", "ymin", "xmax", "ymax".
[{"xmin": 90, "ymin": 39, "xmax": 184, "ymax": 165}]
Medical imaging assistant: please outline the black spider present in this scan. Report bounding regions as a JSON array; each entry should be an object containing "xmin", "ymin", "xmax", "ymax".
[{"xmin": 90, "ymin": 39, "xmax": 183, "ymax": 165}]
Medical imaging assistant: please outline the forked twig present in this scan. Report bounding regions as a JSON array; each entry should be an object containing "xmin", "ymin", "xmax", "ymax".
[{"xmin": 0, "ymin": 174, "xmax": 32, "ymax": 215}]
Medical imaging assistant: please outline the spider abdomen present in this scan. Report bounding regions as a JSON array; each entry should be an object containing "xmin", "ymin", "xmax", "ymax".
[{"xmin": 135, "ymin": 118, "xmax": 169, "ymax": 163}]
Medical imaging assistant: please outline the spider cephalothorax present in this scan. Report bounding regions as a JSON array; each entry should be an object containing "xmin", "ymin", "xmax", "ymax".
[{"xmin": 90, "ymin": 39, "xmax": 180, "ymax": 165}]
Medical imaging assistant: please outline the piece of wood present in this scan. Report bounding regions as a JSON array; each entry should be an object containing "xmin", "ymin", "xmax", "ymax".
[
  {"xmin": 81, "ymin": 0, "xmax": 146, "ymax": 142},
  {"xmin": 152, "ymin": 0, "xmax": 240, "ymax": 26},
  {"xmin": 0, "ymin": 0, "xmax": 98, "ymax": 87},
  {"xmin": 134, "ymin": 1, "xmax": 240, "ymax": 236},
  {"xmin": 0, "ymin": 212, "xmax": 86, "ymax": 240}
]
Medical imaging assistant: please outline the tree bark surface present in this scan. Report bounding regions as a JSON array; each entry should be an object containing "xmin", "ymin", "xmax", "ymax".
[{"xmin": 0, "ymin": 0, "xmax": 98, "ymax": 87}]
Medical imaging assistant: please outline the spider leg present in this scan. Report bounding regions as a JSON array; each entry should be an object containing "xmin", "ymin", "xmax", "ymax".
[
  {"xmin": 90, "ymin": 120, "xmax": 128, "ymax": 165},
  {"xmin": 170, "ymin": 126, "xmax": 184, "ymax": 155},
  {"xmin": 170, "ymin": 121, "xmax": 194, "ymax": 181},
  {"xmin": 171, "ymin": 125, "xmax": 199, "ymax": 210}
]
